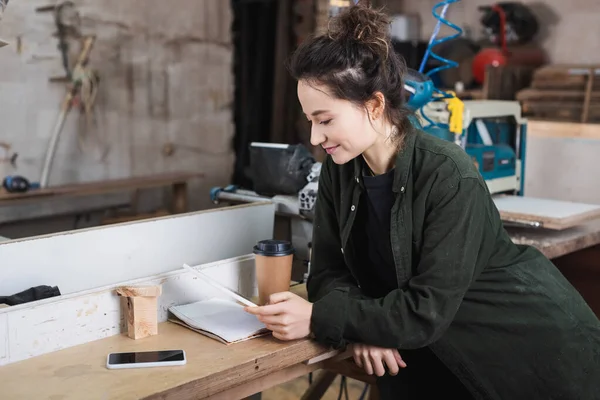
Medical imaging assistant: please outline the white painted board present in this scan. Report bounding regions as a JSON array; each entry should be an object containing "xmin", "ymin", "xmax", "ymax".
[
  {"xmin": 0, "ymin": 203, "xmax": 274, "ymax": 296},
  {"xmin": 493, "ymin": 195, "xmax": 600, "ymax": 229},
  {"xmin": 0, "ymin": 254, "xmax": 258, "ymax": 366}
]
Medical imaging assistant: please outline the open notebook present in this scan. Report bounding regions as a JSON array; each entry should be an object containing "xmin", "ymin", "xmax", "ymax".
[{"xmin": 168, "ymin": 298, "xmax": 270, "ymax": 345}]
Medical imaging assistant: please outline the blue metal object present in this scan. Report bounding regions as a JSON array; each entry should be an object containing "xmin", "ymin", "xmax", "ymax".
[
  {"xmin": 210, "ymin": 185, "xmax": 238, "ymax": 204},
  {"xmin": 405, "ymin": 70, "xmax": 435, "ymax": 111},
  {"xmin": 419, "ymin": 0, "xmax": 463, "ymax": 78},
  {"xmin": 410, "ymin": 0, "xmax": 464, "ymax": 132},
  {"xmin": 465, "ymin": 145, "xmax": 516, "ymax": 181}
]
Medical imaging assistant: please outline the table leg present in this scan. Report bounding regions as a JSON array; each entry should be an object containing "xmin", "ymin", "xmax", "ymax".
[
  {"xmin": 172, "ymin": 182, "xmax": 188, "ymax": 213},
  {"xmin": 368, "ymin": 384, "xmax": 380, "ymax": 400},
  {"xmin": 301, "ymin": 371, "xmax": 338, "ymax": 400}
]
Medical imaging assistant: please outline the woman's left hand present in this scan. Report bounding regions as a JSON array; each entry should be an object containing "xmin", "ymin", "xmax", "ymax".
[{"xmin": 244, "ymin": 292, "xmax": 313, "ymax": 341}]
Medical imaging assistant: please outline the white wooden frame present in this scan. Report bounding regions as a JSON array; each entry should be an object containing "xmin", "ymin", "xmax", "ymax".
[
  {"xmin": 0, "ymin": 254, "xmax": 258, "ymax": 366},
  {"xmin": 0, "ymin": 202, "xmax": 275, "ymax": 295}
]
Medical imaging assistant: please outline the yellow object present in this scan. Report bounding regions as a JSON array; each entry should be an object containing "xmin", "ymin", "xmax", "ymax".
[{"xmin": 444, "ymin": 91, "xmax": 464, "ymax": 135}]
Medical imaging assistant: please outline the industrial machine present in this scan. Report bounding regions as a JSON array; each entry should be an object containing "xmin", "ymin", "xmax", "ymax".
[
  {"xmin": 416, "ymin": 99, "xmax": 527, "ymax": 195},
  {"xmin": 404, "ymin": 0, "xmax": 527, "ymax": 196}
]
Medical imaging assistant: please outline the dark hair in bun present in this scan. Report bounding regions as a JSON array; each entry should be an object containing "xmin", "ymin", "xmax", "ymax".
[{"xmin": 289, "ymin": 2, "xmax": 411, "ymax": 143}]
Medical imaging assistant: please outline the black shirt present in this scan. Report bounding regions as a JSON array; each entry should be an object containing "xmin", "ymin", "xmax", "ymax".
[
  {"xmin": 350, "ymin": 160, "xmax": 474, "ymax": 398},
  {"xmin": 351, "ymin": 163, "xmax": 398, "ymax": 298}
]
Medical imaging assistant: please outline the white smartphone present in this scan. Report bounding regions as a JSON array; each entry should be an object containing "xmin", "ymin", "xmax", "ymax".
[{"xmin": 106, "ymin": 349, "xmax": 187, "ymax": 370}]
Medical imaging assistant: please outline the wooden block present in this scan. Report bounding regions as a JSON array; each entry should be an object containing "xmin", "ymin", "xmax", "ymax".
[{"xmin": 116, "ymin": 285, "xmax": 162, "ymax": 340}]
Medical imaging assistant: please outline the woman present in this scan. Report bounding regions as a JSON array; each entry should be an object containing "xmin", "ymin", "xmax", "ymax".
[{"xmin": 245, "ymin": 4, "xmax": 600, "ymax": 399}]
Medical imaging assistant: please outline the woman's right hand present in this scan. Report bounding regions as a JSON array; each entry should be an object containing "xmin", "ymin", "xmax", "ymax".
[{"xmin": 351, "ymin": 343, "xmax": 407, "ymax": 377}]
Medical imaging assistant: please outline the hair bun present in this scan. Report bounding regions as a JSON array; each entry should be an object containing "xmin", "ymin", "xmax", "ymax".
[{"xmin": 328, "ymin": 3, "xmax": 391, "ymax": 59}]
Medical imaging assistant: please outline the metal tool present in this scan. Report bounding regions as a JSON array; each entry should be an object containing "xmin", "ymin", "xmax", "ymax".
[
  {"xmin": 40, "ymin": 35, "xmax": 96, "ymax": 188},
  {"xmin": 182, "ymin": 264, "xmax": 257, "ymax": 307},
  {"xmin": 2, "ymin": 175, "xmax": 40, "ymax": 193}
]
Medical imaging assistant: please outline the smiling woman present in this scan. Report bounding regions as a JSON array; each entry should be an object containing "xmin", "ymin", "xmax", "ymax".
[
  {"xmin": 289, "ymin": 4, "xmax": 411, "ymax": 174},
  {"xmin": 244, "ymin": 2, "xmax": 600, "ymax": 400}
]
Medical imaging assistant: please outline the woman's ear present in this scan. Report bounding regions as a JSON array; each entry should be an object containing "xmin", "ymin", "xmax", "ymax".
[{"xmin": 366, "ymin": 92, "xmax": 386, "ymax": 120}]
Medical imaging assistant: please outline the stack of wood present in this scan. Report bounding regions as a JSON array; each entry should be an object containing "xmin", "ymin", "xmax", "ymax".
[{"xmin": 516, "ymin": 65, "xmax": 600, "ymax": 123}]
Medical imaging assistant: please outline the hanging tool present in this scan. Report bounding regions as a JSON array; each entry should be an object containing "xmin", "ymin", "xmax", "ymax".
[
  {"xmin": 0, "ymin": 0, "xmax": 9, "ymax": 47},
  {"xmin": 40, "ymin": 35, "xmax": 96, "ymax": 188},
  {"xmin": 0, "ymin": 142, "xmax": 17, "ymax": 167},
  {"xmin": 0, "ymin": 0, "xmax": 8, "ymax": 22},
  {"xmin": 36, "ymin": 1, "xmax": 82, "ymax": 81}
]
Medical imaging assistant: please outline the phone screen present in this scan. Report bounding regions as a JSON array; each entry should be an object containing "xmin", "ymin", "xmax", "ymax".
[{"xmin": 108, "ymin": 350, "xmax": 185, "ymax": 365}]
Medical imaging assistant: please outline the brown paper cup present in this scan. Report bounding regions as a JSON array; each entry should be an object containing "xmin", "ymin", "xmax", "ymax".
[{"xmin": 253, "ymin": 240, "xmax": 295, "ymax": 306}]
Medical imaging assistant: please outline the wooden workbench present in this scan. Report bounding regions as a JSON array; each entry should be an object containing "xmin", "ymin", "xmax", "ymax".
[
  {"xmin": 1, "ymin": 219, "xmax": 598, "ymax": 400},
  {"xmin": 0, "ymin": 280, "xmax": 341, "ymax": 400},
  {"xmin": 0, "ymin": 171, "xmax": 203, "ymax": 214},
  {"xmin": 507, "ymin": 219, "xmax": 600, "ymax": 260},
  {"xmin": 0, "ymin": 321, "xmax": 332, "ymax": 400}
]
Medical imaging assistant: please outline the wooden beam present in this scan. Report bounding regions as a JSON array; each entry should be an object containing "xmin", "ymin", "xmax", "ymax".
[{"xmin": 527, "ymin": 120, "xmax": 600, "ymax": 140}]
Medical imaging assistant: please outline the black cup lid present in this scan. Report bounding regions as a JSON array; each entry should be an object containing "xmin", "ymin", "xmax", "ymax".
[{"xmin": 253, "ymin": 239, "xmax": 294, "ymax": 257}]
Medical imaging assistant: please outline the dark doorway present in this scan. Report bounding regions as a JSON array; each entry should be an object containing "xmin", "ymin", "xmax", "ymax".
[{"xmin": 231, "ymin": 0, "xmax": 279, "ymax": 189}]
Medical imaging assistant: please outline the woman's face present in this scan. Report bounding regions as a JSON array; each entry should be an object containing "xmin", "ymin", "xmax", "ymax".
[{"xmin": 297, "ymin": 79, "xmax": 381, "ymax": 165}]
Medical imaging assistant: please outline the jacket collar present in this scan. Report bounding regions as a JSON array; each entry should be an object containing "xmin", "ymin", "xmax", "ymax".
[{"xmin": 352, "ymin": 124, "xmax": 417, "ymax": 194}]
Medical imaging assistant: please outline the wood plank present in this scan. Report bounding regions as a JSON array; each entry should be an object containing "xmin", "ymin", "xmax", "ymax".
[
  {"xmin": 527, "ymin": 120, "xmax": 600, "ymax": 140},
  {"xmin": 532, "ymin": 65, "xmax": 600, "ymax": 80},
  {"xmin": 208, "ymin": 359, "xmax": 322, "ymax": 400},
  {"xmin": 0, "ymin": 202, "xmax": 274, "ymax": 296},
  {"xmin": 0, "ymin": 322, "xmax": 328, "ymax": 400},
  {"xmin": 0, "ymin": 171, "xmax": 204, "ymax": 204},
  {"xmin": 516, "ymin": 88, "xmax": 600, "ymax": 102},
  {"xmin": 507, "ymin": 220, "xmax": 600, "ymax": 260},
  {"xmin": 323, "ymin": 358, "xmax": 376, "ymax": 385},
  {"xmin": 494, "ymin": 195, "xmax": 600, "ymax": 230}
]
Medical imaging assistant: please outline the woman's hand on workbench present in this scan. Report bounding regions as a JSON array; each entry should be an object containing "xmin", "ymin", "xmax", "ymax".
[
  {"xmin": 244, "ymin": 292, "xmax": 313, "ymax": 341},
  {"xmin": 351, "ymin": 344, "xmax": 407, "ymax": 377}
]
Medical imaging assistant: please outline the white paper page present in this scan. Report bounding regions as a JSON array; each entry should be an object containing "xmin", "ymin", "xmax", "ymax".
[{"xmin": 170, "ymin": 298, "xmax": 266, "ymax": 343}]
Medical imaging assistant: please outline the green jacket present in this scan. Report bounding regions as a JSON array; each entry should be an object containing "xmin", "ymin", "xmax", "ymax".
[{"xmin": 307, "ymin": 129, "xmax": 600, "ymax": 399}]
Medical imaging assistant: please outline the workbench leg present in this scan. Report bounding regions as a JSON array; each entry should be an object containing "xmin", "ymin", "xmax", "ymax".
[
  {"xmin": 368, "ymin": 384, "xmax": 380, "ymax": 400},
  {"xmin": 301, "ymin": 371, "xmax": 338, "ymax": 400},
  {"xmin": 172, "ymin": 182, "xmax": 188, "ymax": 213}
]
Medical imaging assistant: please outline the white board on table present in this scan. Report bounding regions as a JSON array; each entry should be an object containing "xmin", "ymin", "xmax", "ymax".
[
  {"xmin": 0, "ymin": 202, "xmax": 275, "ymax": 296},
  {"xmin": 0, "ymin": 254, "xmax": 257, "ymax": 366},
  {"xmin": 493, "ymin": 195, "xmax": 600, "ymax": 230}
]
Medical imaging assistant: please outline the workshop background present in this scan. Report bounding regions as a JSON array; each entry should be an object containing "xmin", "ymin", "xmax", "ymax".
[
  {"xmin": 1, "ymin": 1, "xmax": 600, "ymax": 399},
  {"xmin": 0, "ymin": 0, "xmax": 599, "ymax": 238}
]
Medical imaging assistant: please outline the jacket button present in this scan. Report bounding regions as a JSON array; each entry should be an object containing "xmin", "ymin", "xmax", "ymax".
[
  {"xmin": 401, "ymin": 186, "xmax": 405, "ymax": 192},
  {"xmin": 355, "ymin": 177, "xmax": 359, "ymax": 183},
  {"xmin": 351, "ymin": 205, "xmax": 355, "ymax": 211},
  {"xmin": 341, "ymin": 248, "xmax": 344, "ymax": 254}
]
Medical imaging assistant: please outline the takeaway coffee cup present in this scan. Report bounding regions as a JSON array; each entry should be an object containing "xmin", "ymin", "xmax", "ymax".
[{"xmin": 253, "ymin": 240, "xmax": 295, "ymax": 305}]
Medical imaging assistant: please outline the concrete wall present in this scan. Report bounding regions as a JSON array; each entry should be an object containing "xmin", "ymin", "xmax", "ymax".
[
  {"xmin": 377, "ymin": 0, "xmax": 600, "ymax": 64},
  {"xmin": 0, "ymin": 0, "xmax": 234, "ymax": 217}
]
